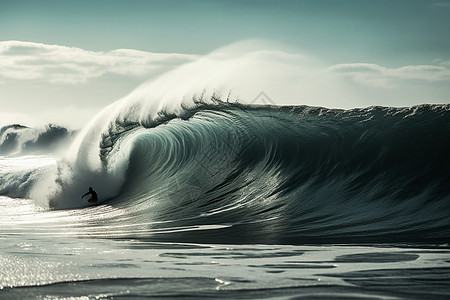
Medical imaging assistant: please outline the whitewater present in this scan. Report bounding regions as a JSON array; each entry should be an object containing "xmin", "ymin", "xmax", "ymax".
[{"xmin": 1, "ymin": 51, "xmax": 450, "ymax": 299}]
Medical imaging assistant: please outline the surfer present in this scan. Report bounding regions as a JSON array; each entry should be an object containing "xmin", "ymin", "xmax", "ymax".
[{"xmin": 82, "ymin": 187, "xmax": 98, "ymax": 203}]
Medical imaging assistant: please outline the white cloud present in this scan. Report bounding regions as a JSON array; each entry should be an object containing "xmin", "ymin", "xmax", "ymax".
[
  {"xmin": 0, "ymin": 41, "xmax": 198, "ymax": 84},
  {"xmin": 330, "ymin": 61, "xmax": 450, "ymax": 87}
]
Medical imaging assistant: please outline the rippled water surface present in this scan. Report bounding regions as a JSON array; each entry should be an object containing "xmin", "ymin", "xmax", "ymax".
[{"xmin": 1, "ymin": 195, "xmax": 449, "ymax": 299}]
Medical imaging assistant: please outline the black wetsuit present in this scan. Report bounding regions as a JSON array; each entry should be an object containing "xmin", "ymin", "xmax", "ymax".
[{"xmin": 82, "ymin": 188, "xmax": 98, "ymax": 203}]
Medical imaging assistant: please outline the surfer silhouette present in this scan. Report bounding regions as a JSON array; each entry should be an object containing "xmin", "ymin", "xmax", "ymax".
[{"xmin": 82, "ymin": 187, "xmax": 98, "ymax": 203}]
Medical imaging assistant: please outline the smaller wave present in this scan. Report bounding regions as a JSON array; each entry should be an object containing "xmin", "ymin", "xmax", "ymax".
[
  {"xmin": 0, "ymin": 124, "xmax": 76, "ymax": 156},
  {"xmin": 0, "ymin": 124, "xmax": 75, "ymax": 205},
  {"xmin": 0, "ymin": 155, "xmax": 56, "ymax": 202}
]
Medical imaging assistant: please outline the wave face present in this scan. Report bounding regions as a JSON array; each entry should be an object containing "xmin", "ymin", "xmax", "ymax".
[
  {"xmin": 3, "ymin": 103, "xmax": 450, "ymax": 245},
  {"xmin": 62, "ymin": 102, "xmax": 450, "ymax": 244}
]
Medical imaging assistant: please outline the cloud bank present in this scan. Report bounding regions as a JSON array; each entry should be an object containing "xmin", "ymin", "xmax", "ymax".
[
  {"xmin": 0, "ymin": 41, "xmax": 198, "ymax": 84},
  {"xmin": 1, "ymin": 40, "xmax": 449, "ymax": 128}
]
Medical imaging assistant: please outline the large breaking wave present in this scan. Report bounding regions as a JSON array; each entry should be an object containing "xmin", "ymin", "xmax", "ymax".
[
  {"xmin": 1, "ymin": 96, "xmax": 449, "ymax": 244},
  {"xmin": 1, "ymin": 44, "xmax": 449, "ymax": 244}
]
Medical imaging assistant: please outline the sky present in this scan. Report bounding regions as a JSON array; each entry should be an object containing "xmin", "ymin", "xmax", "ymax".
[{"xmin": 1, "ymin": 0, "xmax": 450, "ymax": 128}]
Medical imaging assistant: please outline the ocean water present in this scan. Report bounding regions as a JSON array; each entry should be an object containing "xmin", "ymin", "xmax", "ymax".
[{"xmin": 1, "ymin": 100, "xmax": 449, "ymax": 299}]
